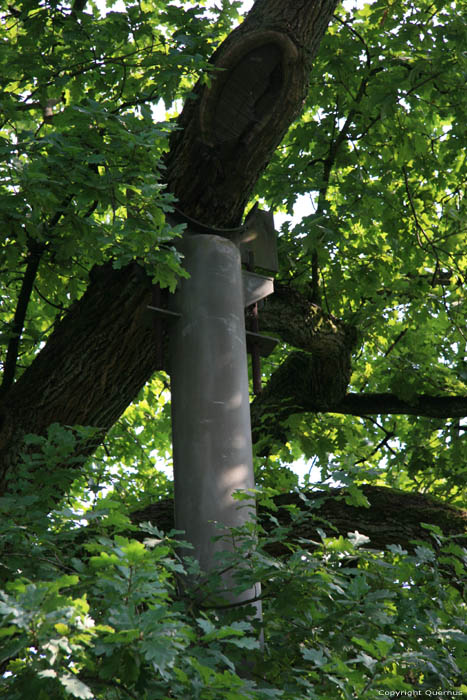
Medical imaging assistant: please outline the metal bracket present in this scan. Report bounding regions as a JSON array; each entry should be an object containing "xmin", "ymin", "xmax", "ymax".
[
  {"xmin": 240, "ymin": 206, "xmax": 278, "ymax": 273},
  {"xmin": 246, "ymin": 331, "xmax": 279, "ymax": 358},
  {"xmin": 242, "ymin": 270, "xmax": 274, "ymax": 307}
]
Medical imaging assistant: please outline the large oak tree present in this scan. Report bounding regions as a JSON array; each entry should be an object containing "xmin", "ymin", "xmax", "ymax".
[
  {"xmin": 1, "ymin": 0, "xmax": 466, "ymax": 697},
  {"xmin": 2, "ymin": 0, "xmax": 466, "ymax": 495}
]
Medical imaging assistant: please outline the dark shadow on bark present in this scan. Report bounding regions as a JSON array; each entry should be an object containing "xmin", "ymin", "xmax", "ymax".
[{"xmin": 130, "ymin": 485, "xmax": 466, "ymax": 557}]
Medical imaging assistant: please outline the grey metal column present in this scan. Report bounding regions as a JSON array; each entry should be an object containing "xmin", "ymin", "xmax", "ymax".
[{"xmin": 169, "ymin": 233, "xmax": 259, "ymax": 605}]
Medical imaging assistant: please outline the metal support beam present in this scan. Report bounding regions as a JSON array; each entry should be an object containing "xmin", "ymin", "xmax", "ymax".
[
  {"xmin": 168, "ymin": 234, "xmax": 260, "ymax": 607},
  {"xmin": 242, "ymin": 270, "xmax": 274, "ymax": 307}
]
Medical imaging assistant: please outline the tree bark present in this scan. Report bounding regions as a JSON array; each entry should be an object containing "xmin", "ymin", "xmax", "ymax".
[
  {"xmin": 165, "ymin": 0, "xmax": 339, "ymax": 227},
  {"xmin": 250, "ymin": 365, "xmax": 467, "ymax": 451},
  {"xmin": 0, "ymin": 0, "xmax": 340, "ymax": 494},
  {"xmin": 130, "ymin": 485, "xmax": 466, "ymax": 558},
  {"xmin": 0, "ymin": 263, "xmax": 158, "ymax": 493}
]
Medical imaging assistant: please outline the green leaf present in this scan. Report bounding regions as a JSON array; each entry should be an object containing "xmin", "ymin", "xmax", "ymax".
[
  {"xmin": 344, "ymin": 485, "xmax": 370, "ymax": 508},
  {"xmin": 59, "ymin": 674, "xmax": 93, "ymax": 699},
  {"xmin": 302, "ymin": 647, "xmax": 327, "ymax": 667}
]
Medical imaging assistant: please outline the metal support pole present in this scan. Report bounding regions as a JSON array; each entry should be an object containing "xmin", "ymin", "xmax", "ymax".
[{"xmin": 169, "ymin": 234, "xmax": 260, "ymax": 607}]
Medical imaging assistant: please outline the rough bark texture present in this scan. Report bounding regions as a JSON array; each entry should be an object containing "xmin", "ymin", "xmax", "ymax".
[
  {"xmin": 250, "ymin": 284, "xmax": 358, "ymax": 448},
  {"xmin": 257, "ymin": 282, "xmax": 357, "ymax": 356},
  {"xmin": 165, "ymin": 0, "xmax": 339, "ymax": 227},
  {"xmin": 0, "ymin": 263, "xmax": 156, "ymax": 492},
  {"xmin": 130, "ymin": 485, "xmax": 467, "ymax": 557}
]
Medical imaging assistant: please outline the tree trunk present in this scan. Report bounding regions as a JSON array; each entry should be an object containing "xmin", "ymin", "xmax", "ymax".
[
  {"xmin": 0, "ymin": 0, "xmax": 340, "ymax": 495},
  {"xmin": 0, "ymin": 263, "xmax": 160, "ymax": 493}
]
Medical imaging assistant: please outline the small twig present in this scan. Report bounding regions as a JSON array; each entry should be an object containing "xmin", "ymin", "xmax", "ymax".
[
  {"xmin": 33, "ymin": 283, "xmax": 65, "ymax": 311},
  {"xmin": 354, "ymin": 431, "xmax": 395, "ymax": 465},
  {"xmin": 402, "ymin": 165, "xmax": 441, "ymax": 286},
  {"xmin": 384, "ymin": 327, "xmax": 408, "ymax": 357}
]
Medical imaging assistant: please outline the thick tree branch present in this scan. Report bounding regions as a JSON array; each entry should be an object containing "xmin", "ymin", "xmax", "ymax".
[
  {"xmin": 0, "ymin": 263, "xmax": 157, "ymax": 493},
  {"xmin": 130, "ymin": 485, "xmax": 466, "ymax": 557},
  {"xmin": 166, "ymin": 0, "xmax": 340, "ymax": 227},
  {"xmin": 251, "ymin": 374, "xmax": 467, "ymax": 451},
  {"xmin": 1, "ymin": 197, "xmax": 74, "ymax": 396},
  {"xmin": 334, "ymin": 392, "xmax": 467, "ymax": 419},
  {"xmin": 257, "ymin": 282, "xmax": 356, "ymax": 354},
  {"xmin": 250, "ymin": 284, "xmax": 467, "ymax": 447},
  {"xmin": 251, "ymin": 350, "xmax": 353, "ymax": 449}
]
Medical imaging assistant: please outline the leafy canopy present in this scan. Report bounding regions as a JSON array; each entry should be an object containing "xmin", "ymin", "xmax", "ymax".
[
  {"xmin": 0, "ymin": 0, "xmax": 466, "ymax": 697},
  {"xmin": 256, "ymin": 0, "xmax": 467, "ymax": 500}
]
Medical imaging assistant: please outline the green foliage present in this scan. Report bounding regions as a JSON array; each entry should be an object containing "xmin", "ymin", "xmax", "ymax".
[
  {"xmin": 256, "ymin": 0, "xmax": 467, "ymax": 501},
  {"xmin": 1, "ymin": 0, "xmax": 467, "ymax": 697},
  {"xmin": 1, "ymin": 476, "xmax": 465, "ymax": 698},
  {"xmin": 257, "ymin": 500, "xmax": 466, "ymax": 698},
  {"xmin": 0, "ymin": 0, "xmax": 241, "ymax": 375}
]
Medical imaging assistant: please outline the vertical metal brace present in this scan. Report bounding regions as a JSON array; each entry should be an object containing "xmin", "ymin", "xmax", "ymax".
[
  {"xmin": 246, "ymin": 250, "xmax": 263, "ymax": 395},
  {"xmin": 240, "ymin": 206, "xmax": 280, "ymax": 393}
]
